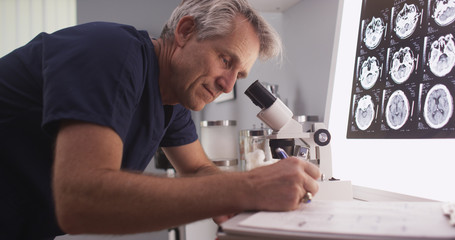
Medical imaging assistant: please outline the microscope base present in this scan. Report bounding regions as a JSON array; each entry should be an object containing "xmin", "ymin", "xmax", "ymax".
[{"xmin": 313, "ymin": 180, "xmax": 353, "ymax": 201}]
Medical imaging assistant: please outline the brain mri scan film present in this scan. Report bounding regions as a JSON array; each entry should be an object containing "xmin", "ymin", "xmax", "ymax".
[
  {"xmin": 364, "ymin": 17, "xmax": 386, "ymax": 49},
  {"xmin": 355, "ymin": 95, "xmax": 375, "ymax": 130},
  {"xmin": 428, "ymin": 34, "xmax": 455, "ymax": 77},
  {"xmin": 424, "ymin": 84, "xmax": 454, "ymax": 129},
  {"xmin": 359, "ymin": 56, "xmax": 381, "ymax": 89},
  {"xmin": 386, "ymin": 90, "xmax": 410, "ymax": 130},
  {"xmin": 432, "ymin": 0, "xmax": 455, "ymax": 26},
  {"xmin": 348, "ymin": 0, "xmax": 455, "ymax": 139},
  {"xmin": 390, "ymin": 47, "xmax": 415, "ymax": 84},
  {"xmin": 394, "ymin": 3, "xmax": 420, "ymax": 39}
]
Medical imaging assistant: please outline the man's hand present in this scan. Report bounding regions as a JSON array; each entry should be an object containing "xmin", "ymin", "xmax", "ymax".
[
  {"xmin": 212, "ymin": 213, "xmax": 237, "ymax": 225},
  {"xmin": 244, "ymin": 157, "xmax": 321, "ymax": 212},
  {"xmin": 212, "ymin": 158, "xmax": 320, "ymax": 225}
]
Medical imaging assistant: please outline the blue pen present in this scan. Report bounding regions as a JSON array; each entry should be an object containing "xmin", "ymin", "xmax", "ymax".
[
  {"xmin": 275, "ymin": 147, "xmax": 312, "ymax": 203},
  {"xmin": 275, "ymin": 147, "xmax": 289, "ymax": 159}
]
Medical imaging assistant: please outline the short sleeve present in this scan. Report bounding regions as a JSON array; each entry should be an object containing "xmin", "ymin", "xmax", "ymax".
[
  {"xmin": 160, "ymin": 105, "xmax": 198, "ymax": 147},
  {"xmin": 41, "ymin": 22, "xmax": 147, "ymax": 140}
]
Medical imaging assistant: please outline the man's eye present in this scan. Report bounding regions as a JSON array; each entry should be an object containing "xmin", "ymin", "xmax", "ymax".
[{"xmin": 221, "ymin": 57, "xmax": 230, "ymax": 67}]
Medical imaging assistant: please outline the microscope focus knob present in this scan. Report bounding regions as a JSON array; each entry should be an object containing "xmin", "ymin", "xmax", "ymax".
[{"xmin": 313, "ymin": 129, "xmax": 331, "ymax": 146}]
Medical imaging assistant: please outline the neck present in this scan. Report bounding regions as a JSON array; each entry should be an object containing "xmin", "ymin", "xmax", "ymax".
[{"xmin": 151, "ymin": 38, "xmax": 176, "ymax": 105}]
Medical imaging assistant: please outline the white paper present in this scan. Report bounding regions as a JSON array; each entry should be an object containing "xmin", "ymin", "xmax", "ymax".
[{"xmin": 239, "ymin": 201, "xmax": 455, "ymax": 238}]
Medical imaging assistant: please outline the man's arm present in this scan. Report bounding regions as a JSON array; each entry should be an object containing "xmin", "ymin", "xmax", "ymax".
[
  {"xmin": 53, "ymin": 120, "xmax": 320, "ymax": 234},
  {"xmin": 53, "ymin": 120, "xmax": 246, "ymax": 234}
]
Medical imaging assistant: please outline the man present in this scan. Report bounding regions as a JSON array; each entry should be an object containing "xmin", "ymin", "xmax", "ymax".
[{"xmin": 0, "ymin": 0, "xmax": 321, "ymax": 239}]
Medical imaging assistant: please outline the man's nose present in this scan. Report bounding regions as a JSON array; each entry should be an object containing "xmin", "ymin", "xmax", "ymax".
[{"xmin": 217, "ymin": 71, "xmax": 237, "ymax": 93}]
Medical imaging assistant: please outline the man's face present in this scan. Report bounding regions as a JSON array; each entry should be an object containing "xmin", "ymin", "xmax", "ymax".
[{"xmin": 167, "ymin": 15, "xmax": 260, "ymax": 111}]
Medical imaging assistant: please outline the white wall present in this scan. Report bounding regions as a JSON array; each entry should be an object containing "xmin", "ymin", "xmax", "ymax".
[
  {"xmin": 77, "ymin": 0, "xmax": 180, "ymax": 36},
  {"xmin": 0, "ymin": 0, "xmax": 76, "ymax": 57},
  {"xmin": 282, "ymin": 0, "xmax": 339, "ymax": 121}
]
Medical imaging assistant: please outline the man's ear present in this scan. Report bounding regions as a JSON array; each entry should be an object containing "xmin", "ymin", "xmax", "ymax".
[{"xmin": 174, "ymin": 16, "xmax": 197, "ymax": 47}]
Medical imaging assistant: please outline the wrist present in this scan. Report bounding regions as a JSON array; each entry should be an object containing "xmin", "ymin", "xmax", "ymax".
[{"xmin": 228, "ymin": 171, "xmax": 259, "ymax": 211}]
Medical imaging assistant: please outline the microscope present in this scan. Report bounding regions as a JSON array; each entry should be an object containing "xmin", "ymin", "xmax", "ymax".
[
  {"xmin": 244, "ymin": 80, "xmax": 334, "ymax": 180},
  {"xmin": 244, "ymin": 80, "xmax": 353, "ymax": 201}
]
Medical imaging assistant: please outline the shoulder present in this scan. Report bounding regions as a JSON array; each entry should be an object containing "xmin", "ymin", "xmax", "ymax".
[
  {"xmin": 54, "ymin": 22, "xmax": 146, "ymax": 46},
  {"xmin": 61, "ymin": 22, "xmax": 140, "ymax": 35},
  {"xmin": 42, "ymin": 22, "xmax": 151, "ymax": 68}
]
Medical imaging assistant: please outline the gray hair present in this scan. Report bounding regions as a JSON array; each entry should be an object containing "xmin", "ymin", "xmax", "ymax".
[{"xmin": 161, "ymin": 0, "xmax": 282, "ymax": 60}]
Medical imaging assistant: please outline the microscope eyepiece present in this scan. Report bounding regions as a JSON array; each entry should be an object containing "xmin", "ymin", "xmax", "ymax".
[{"xmin": 244, "ymin": 80, "xmax": 276, "ymax": 109}]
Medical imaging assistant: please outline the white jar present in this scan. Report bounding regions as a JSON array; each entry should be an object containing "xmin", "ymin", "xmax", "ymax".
[
  {"xmin": 200, "ymin": 120, "xmax": 238, "ymax": 171},
  {"xmin": 239, "ymin": 127, "xmax": 273, "ymax": 171}
]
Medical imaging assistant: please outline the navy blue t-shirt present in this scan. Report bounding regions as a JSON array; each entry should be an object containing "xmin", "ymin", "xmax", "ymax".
[{"xmin": 0, "ymin": 22, "xmax": 197, "ymax": 239}]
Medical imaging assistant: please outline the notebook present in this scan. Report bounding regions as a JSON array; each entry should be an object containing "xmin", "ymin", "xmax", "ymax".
[{"xmin": 220, "ymin": 200, "xmax": 455, "ymax": 240}]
